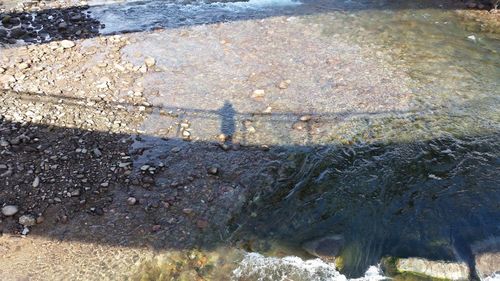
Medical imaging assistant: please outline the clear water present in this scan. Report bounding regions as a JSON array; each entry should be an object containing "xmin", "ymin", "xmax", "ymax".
[{"xmin": 90, "ymin": 0, "xmax": 499, "ymax": 279}]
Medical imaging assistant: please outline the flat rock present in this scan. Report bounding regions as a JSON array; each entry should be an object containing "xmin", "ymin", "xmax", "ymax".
[{"xmin": 396, "ymin": 257, "xmax": 469, "ymax": 280}]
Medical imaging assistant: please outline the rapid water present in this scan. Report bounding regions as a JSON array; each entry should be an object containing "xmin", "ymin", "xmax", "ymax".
[{"xmin": 85, "ymin": 0, "xmax": 499, "ymax": 279}]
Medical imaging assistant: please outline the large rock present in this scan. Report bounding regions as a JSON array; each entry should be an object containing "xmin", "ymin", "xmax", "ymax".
[
  {"xmin": 472, "ymin": 237, "xmax": 500, "ymax": 280},
  {"xmin": 396, "ymin": 257, "xmax": 469, "ymax": 280},
  {"xmin": 302, "ymin": 235, "xmax": 345, "ymax": 262}
]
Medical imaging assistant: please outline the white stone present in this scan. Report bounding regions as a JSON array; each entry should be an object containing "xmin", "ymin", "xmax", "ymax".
[{"xmin": 2, "ymin": 205, "xmax": 18, "ymax": 216}]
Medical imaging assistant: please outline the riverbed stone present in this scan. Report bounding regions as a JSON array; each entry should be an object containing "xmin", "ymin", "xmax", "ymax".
[
  {"xmin": 60, "ymin": 40, "xmax": 76, "ymax": 49},
  {"xmin": 396, "ymin": 257, "xmax": 469, "ymax": 280},
  {"xmin": 19, "ymin": 214, "xmax": 36, "ymax": 226},
  {"xmin": 2, "ymin": 205, "xmax": 19, "ymax": 216}
]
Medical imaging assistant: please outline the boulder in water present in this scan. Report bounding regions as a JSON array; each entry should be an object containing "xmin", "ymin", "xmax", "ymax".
[{"xmin": 302, "ymin": 235, "xmax": 345, "ymax": 262}]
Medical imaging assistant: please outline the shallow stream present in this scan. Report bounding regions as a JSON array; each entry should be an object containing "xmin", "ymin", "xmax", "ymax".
[{"xmin": 89, "ymin": 0, "xmax": 500, "ymax": 279}]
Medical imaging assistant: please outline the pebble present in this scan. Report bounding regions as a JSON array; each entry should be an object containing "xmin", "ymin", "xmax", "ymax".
[
  {"xmin": 207, "ymin": 167, "xmax": 218, "ymax": 175},
  {"xmin": 32, "ymin": 176, "xmax": 40, "ymax": 188},
  {"xmin": 152, "ymin": 224, "xmax": 161, "ymax": 232},
  {"xmin": 217, "ymin": 133, "xmax": 228, "ymax": 142},
  {"xmin": 182, "ymin": 208, "xmax": 193, "ymax": 215},
  {"xmin": 251, "ymin": 89, "xmax": 265, "ymax": 99},
  {"xmin": 196, "ymin": 219, "xmax": 209, "ymax": 229},
  {"xmin": 19, "ymin": 214, "xmax": 36, "ymax": 226},
  {"xmin": 18, "ymin": 63, "xmax": 30, "ymax": 70},
  {"xmin": 36, "ymin": 216, "xmax": 45, "ymax": 224},
  {"xmin": 127, "ymin": 197, "xmax": 137, "ymax": 205},
  {"xmin": 93, "ymin": 148, "xmax": 102, "ymax": 157},
  {"xmin": 144, "ymin": 57, "xmax": 156, "ymax": 67},
  {"xmin": 1, "ymin": 205, "xmax": 19, "ymax": 216},
  {"xmin": 299, "ymin": 115, "xmax": 312, "ymax": 122},
  {"xmin": 60, "ymin": 40, "xmax": 76, "ymax": 49},
  {"xmin": 278, "ymin": 80, "xmax": 291, "ymax": 89}
]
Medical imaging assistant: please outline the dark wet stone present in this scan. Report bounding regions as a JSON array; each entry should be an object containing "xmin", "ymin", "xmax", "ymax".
[
  {"xmin": 9, "ymin": 28, "xmax": 26, "ymax": 39},
  {"xmin": 302, "ymin": 235, "xmax": 345, "ymax": 261},
  {"xmin": 142, "ymin": 176, "xmax": 155, "ymax": 184}
]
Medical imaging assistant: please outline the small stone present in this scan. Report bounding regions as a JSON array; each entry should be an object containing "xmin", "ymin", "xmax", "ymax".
[
  {"xmin": 2, "ymin": 205, "xmax": 18, "ymax": 216},
  {"xmin": 207, "ymin": 167, "xmax": 218, "ymax": 175},
  {"xmin": 93, "ymin": 148, "xmax": 102, "ymax": 157},
  {"xmin": 19, "ymin": 214, "xmax": 36, "ymax": 226},
  {"xmin": 70, "ymin": 189, "xmax": 81, "ymax": 197},
  {"xmin": 142, "ymin": 176, "xmax": 155, "ymax": 184},
  {"xmin": 144, "ymin": 57, "xmax": 156, "ymax": 67},
  {"xmin": 217, "ymin": 134, "xmax": 228, "ymax": 142},
  {"xmin": 100, "ymin": 182, "xmax": 109, "ymax": 187},
  {"xmin": 58, "ymin": 22, "xmax": 68, "ymax": 29},
  {"xmin": 171, "ymin": 147, "xmax": 181, "ymax": 153},
  {"xmin": 140, "ymin": 165, "xmax": 150, "ymax": 171},
  {"xmin": 127, "ymin": 197, "xmax": 137, "ymax": 205},
  {"xmin": 60, "ymin": 40, "xmax": 76, "ymax": 49},
  {"xmin": 196, "ymin": 219, "xmax": 209, "ymax": 229},
  {"xmin": 32, "ymin": 176, "xmax": 40, "ymax": 188},
  {"xmin": 0, "ymin": 139, "xmax": 10, "ymax": 147},
  {"xmin": 182, "ymin": 208, "xmax": 193, "ymax": 215},
  {"xmin": 467, "ymin": 35, "xmax": 477, "ymax": 42},
  {"xmin": 299, "ymin": 115, "xmax": 312, "ymax": 122},
  {"xmin": 182, "ymin": 130, "xmax": 191, "ymax": 138},
  {"xmin": 21, "ymin": 227, "xmax": 29, "ymax": 235},
  {"xmin": 36, "ymin": 216, "xmax": 44, "ymax": 224},
  {"xmin": 292, "ymin": 121, "xmax": 306, "ymax": 130},
  {"xmin": 18, "ymin": 62, "xmax": 29, "ymax": 70},
  {"xmin": 466, "ymin": 1, "xmax": 477, "ymax": 8},
  {"xmin": 251, "ymin": 89, "xmax": 265, "ymax": 99},
  {"xmin": 278, "ymin": 80, "xmax": 290, "ymax": 89},
  {"xmin": 152, "ymin": 224, "xmax": 161, "ymax": 232}
]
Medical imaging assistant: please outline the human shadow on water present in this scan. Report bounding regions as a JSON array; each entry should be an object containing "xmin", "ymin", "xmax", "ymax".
[
  {"xmin": 0, "ymin": 111, "xmax": 499, "ymax": 278},
  {"xmin": 0, "ymin": 0, "xmax": 478, "ymax": 46}
]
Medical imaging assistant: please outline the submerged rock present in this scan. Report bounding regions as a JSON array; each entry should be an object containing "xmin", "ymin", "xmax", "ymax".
[
  {"xmin": 472, "ymin": 237, "xmax": 500, "ymax": 280},
  {"xmin": 302, "ymin": 235, "xmax": 345, "ymax": 263},
  {"xmin": 396, "ymin": 257, "xmax": 469, "ymax": 280}
]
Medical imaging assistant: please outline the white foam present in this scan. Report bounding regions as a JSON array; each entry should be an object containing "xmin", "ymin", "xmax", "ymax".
[{"xmin": 232, "ymin": 252, "xmax": 386, "ymax": 281}]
